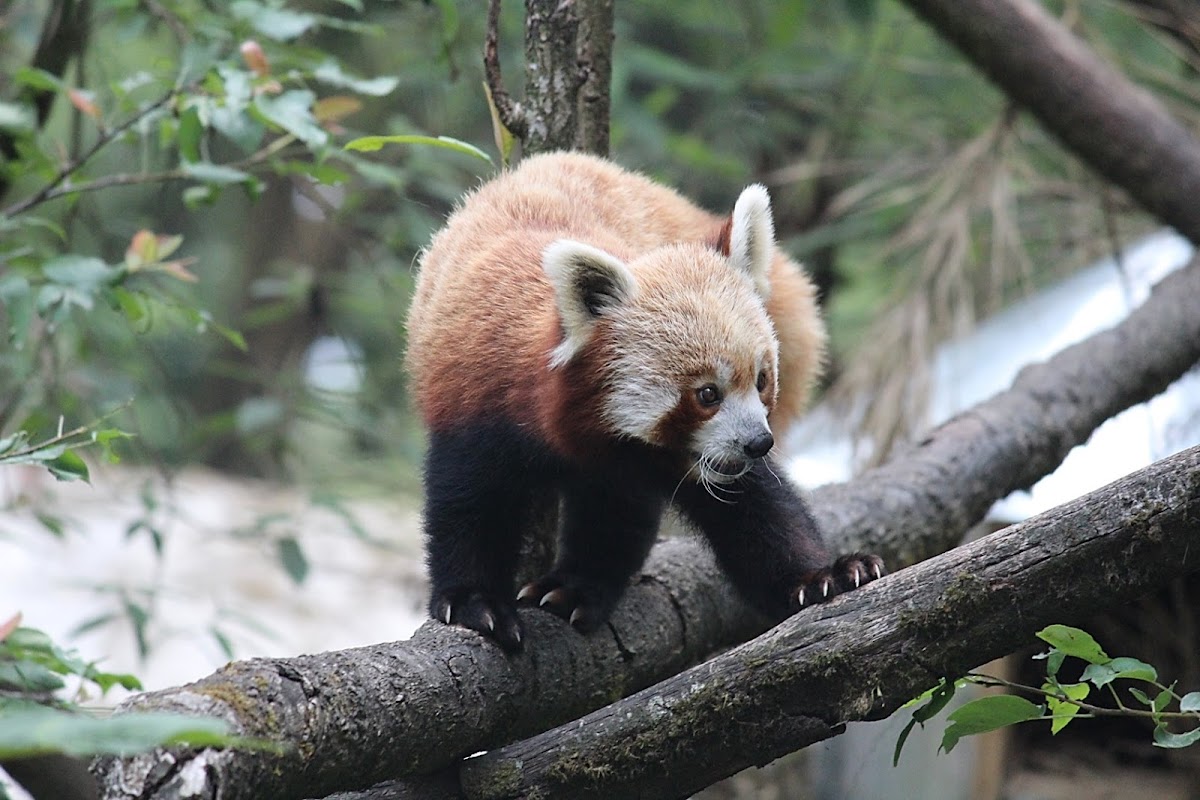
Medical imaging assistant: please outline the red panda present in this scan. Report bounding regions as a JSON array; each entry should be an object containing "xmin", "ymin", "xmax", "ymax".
[{"xmin": 406, "ymin": 152, "xmax": 883, "ymax": 651}]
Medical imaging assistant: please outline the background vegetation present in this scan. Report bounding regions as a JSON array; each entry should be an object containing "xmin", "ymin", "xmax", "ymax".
[{"xmin": 1, "ymin": 0, "xmax": 1184, "ymax": 491}]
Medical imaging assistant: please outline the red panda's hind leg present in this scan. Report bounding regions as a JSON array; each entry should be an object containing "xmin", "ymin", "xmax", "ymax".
[{"xmin": 423, "ymin": 423, "xmax": 546, "ymax": 653}]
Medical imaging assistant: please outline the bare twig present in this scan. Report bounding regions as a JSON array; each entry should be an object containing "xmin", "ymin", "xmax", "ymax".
[
  {"xmin": 483, "ymin": 0, "xmax": 527, "ymax": 140},
  {"xmin": 3, "ymin": 129, "xmax": 300, "ymax": 215},
  {"xmin": 2, "ymin": 89, "xmax": 177, "ymax": 218}
]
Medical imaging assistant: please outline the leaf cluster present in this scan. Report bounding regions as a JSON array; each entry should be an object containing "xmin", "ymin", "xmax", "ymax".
[{"xmin": 895, "ymin": 625, "xmax": 1200, "ymax": 766}]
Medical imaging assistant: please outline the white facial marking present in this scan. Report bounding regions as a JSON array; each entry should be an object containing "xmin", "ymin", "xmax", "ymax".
[
  {"xmin": 690, "ymin": 389, "xmax": 772, "ymax": 487},
  {"xmin": 605, "ymin": 378, "xmax": 678, "ymax": 440}
]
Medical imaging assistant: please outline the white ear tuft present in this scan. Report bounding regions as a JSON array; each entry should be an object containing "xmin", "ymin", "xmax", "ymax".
[
  {"xmin": 543, "ymin": 240, "xmax": 636, "ymax": 369},
  {"xmin": 728, "ymin": 184, "xmax": 775, "ymax": 299}
]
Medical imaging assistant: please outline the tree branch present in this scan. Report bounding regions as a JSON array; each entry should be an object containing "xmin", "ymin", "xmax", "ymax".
[
  {"xmin": 520, "ymin": 0, "xmax": 583, "ymax": 153},
  {"xmin": 897, "ymin": 0, "xmax": 1200, "ymax": 245},
  {"xmin": 91, "ymin": 256, "xmax": 1200, "ymax": 800},
  {"xmin": 483, "ymin": 0, "xmax": 528, "ymax": 141},
  {"xmin": 2, "ymin": 89, "xmax": 177, "ymax": 218},
  {"xmin": 460, "ymin": 444, "xmax": 1200, "ymax": 799}
]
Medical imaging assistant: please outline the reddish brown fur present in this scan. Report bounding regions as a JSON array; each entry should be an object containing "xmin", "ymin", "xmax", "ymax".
[{"xmin": 406, "ymin": 152, "xmax": 826, "ymax": 455}]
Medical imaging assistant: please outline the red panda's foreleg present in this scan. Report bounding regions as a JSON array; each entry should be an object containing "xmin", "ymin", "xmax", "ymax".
[{"xmin": 674, "ymin": 459, "xmax": 886, "ymax": 619}]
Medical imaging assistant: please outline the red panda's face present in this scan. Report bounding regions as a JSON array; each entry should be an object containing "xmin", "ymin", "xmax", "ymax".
[
  {"xmin": 542, "ymin": 182, "xmax": 784, "ymax": 486},
  {"xmin": 577, "ymin": 245, "xmax": 781, "ymax": 484}
]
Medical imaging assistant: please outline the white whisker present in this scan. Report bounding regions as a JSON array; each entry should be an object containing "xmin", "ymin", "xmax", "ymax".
[
  {"xmin": 669, "ymin": 457, "xmax": 703, "ymax": 507},
  {"xmin": 762, "ymin": 458, "xmax": 783, "ymax": 487}
]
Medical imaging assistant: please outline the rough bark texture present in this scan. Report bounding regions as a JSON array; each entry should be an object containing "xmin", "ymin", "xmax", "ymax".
[
  {"xmin": 572, "ymin": 0, "xmax": 613, "ymax": 155},
  {"xmin": 899, "ymin": 0, "xmax": 1200, "ymax": 244},
  {"xmin": 460, "ymin": 445, "xmax": 1200, "ymax": 799},
  {"xmin": 521, "ymin": 0, "xmax": 583, "ymax": 153},
  {"xmin": 90, "ymin": 257, "xmax": 1200, "ymax": 800},
  {"xmin": 484, "ymin": 0, "xmax": 611, "ymax": 157}
]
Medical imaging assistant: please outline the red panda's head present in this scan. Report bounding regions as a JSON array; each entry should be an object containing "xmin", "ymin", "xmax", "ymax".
[{"xmin": 543, "ymin": 184, "xmax": 782, "ymax": 488}]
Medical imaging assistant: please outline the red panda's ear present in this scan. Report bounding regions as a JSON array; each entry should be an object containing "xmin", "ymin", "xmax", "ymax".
[
  {"xmin": 728, "ymin": 184, "xmax": 775, "ymax": 300},
  {"xmin": 543, "ymin": 240, "xmax": 636, "ymax": 369}
]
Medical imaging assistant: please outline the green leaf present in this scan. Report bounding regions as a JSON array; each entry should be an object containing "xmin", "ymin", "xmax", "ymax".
[
  {"xmin": 1082, "ymin": 657, "xmax": 1158, "ymax": 688},
  {"xmin": 343, "ymin": 133, "xmax": 493, "ymax": 164},
  {"xmin": 0, "ymin": 661, "xmax": 65, "ymax": 693},
  {"xmin": 1153, "ymin": 723, "xmax": 1200, "ymax": 749},
  {"xmin": 1129, "ymin": 686, "xmax": 1153, "ymax": 707},
  {"xmin": 1036, "ymin": 625, "xmax": 1110, "ymax": 665},
  {"xmin": 254, "ymin": 90, "xmax": 328, "ymax": 147},
  {"xmin": 182, "ymin": 161, "xmax": 253, "ymax": 186},
  {"xmin": 894, "ymin": 679, "xmax": 956, "ymax": 766},
  {"xmin": 941, "ymin": 695, "xmax": 1042, "ymax": 754},
  {"xmin": 4, "ymin": 627, "xmax": 54, "ymax": 653},
  {"xmin": 12, "ymin": 67, "xmax": 64, "ymax": 93},
  {"xmin": 277, "ymin": 536, "xmax": 309, "ymax": 585},
  {"xmin": 89, "ymin": 670, "xmax": 143, "ymax": 694},
  {"xmin": 41, "ymin": 256, "xmax": 121, "ymax": 290},
  {"xmin": 231, "ymin": 1, "xmax": 316, "ymax": 41},
  {"xmin": 178, "ymin": 106, "xmax": 203, "ymax": 163},
  {"xmin": 1045, "ymin": 681, "xmax": 1089, "ymax": 734},
  {"xmin": 1180, "ymin": 692, "xmax": 1200, "ymax": 713},
  {"xmin": 45, "ymin": 450, "xmax": 89, "ymax": 483},
  {"xmin": 0, "ymin": 706, "xmax": 263, "ymax": 758},
  {"xmin": 312, "ymin": 61, "xmax": 398, "ymax": 96}
]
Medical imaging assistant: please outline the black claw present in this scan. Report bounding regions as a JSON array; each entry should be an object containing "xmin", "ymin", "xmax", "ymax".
[
  {"xmin": 791, "ymin": 552, "xmax": 886, "ymax": 612},
  {"xmin": 430, "ymin": 589, "xmax": 523, "ymax": 653},
  {"xmin": 517, "ymin": 572, "xmax": 618, "ymax": 634}
]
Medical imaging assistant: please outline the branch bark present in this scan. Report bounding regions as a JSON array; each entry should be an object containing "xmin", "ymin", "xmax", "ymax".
[
  {"xmin": 898, "ymin": 0, "xmax": 1200, "ymax": 244},
  {"xmin": 460, "ymin": 444, "xmax": 1200, "ymax": 799},
  {"xmin": 91, "ymin": 256, "xmax": 1200, "ymax": 800}
]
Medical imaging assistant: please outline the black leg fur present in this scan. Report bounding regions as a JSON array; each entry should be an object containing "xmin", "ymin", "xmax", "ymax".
[
  {"xmin": 673, "ymin": 458, "xmax": 885, "ymax": 619},
  {"xmin": 423, "ymin": 422, "xmax": 553, "ymax": 652},
  {"xmin": 518, "ymin": 471, "xmax": 664, "ymax": 632}
]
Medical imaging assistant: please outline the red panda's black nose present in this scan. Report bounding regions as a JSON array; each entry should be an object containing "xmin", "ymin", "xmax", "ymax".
[{"xmin": 743, "ymin": 432, "xmax": 774, "ymax": 459}]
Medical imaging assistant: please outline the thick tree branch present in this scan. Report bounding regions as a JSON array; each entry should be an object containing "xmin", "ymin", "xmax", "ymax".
[
  {"xmin": 91, "ymin": 257, "xmax": 1200, "ymax": 800},
  {"xmin": 898, "ymin": 0, "xmax": 1200, "ymax": 245},
  {"xmin": 461, "ymin": 444, "xmax": 1200, "ymax": 799}
]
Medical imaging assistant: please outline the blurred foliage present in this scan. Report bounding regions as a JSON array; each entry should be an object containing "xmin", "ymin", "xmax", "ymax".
[
  {"xmin": 1, "ymin": 0, "xmax": 1195, "ymax": 483},
  {"xmin": 0, "ymin": 613, "xmax": 268, "ymax": 769}
]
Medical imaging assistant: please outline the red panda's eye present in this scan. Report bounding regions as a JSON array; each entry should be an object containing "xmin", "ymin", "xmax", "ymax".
[
  {"xmin": 756, "ymin": 370, "xmax": 768, "ymax": 392},
  {"xmin": 696, "ymin": 385, "xmax": 722, "ymax": 407}
]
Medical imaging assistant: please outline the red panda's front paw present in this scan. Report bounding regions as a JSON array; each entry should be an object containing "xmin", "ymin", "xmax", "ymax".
[
  {"xmin": 792, "ymin": 553, "xmax": 886, "ymax": 610},
  {"xmin": 430, "ymin": 589, "xmax": 523, "ymax": 653},
  {"xmin": 517, "ymin": 574, "xmax": 617, "ymax": 634}
]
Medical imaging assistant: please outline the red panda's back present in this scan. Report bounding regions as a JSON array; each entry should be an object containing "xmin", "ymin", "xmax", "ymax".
[{"xmin": 405, "ymin": 152, "xmax": 825, "ymax": 439}]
